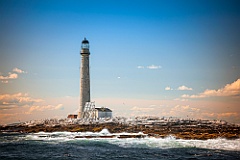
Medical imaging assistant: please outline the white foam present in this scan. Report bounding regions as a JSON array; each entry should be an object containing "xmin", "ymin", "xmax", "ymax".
[
  {"xmin": 22, "ymin": 131, "xmax": 240, "ymax": 151},
  {"xmin": 99, "ymin": 128, "xmax": 111, "ymax": 135},
  {"xmin": 105, "ymin": 136, "xmax": 240, "ymax": 151}
]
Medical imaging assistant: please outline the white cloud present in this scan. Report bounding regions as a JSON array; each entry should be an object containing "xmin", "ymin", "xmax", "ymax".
[
  {"xmin": 130, "ymin": 106, "xmax": 154, "ymax": 112},
  {"xmin": 13, "ymin": 68, "xmax": 27, "ymax": 74},
  {"xmin": 0, "ymin": 68, "xmax": 27, "ymax": 83},
  {"xmin": 174, "ymin": 98, "xmax": 188, "ymax": 101},
  {"xmin": 177, "ymin": 85, "xmax": 193, "ymax": 91},
  {"xmin": 137, "ymin": 66, "xmax": 144, "ymax": 69},
  {"xmin": 182, "ymin": 79, "xmax": 240, "ymax": 98},
  {"xmin": 167, "ymin": 105, "xmax": 240, "ymax": 121},
  {"xmin": 202, "ymin": 112, "xmax": 239, "ymax": 121},
  {"xmin": 28, "ymin": 104, "xmax": 64, "ymax": 113},
  {"xmin": 165, "ymin": 86, "xmax": 173, "ymax": 91},
  {"xmin": 1, "ymin": 81, "xmax": 9, "ymax": 84},
  {"xmin": 137, "ymin": 65, "xmax": 162, "ymax": 70},
  {"xmin": 0, "ymin": 73, "xmax": 18, "ymax": 82},
  {"xmin": 147, "ymin": 65, "xmax": 162, "ymax": 69},
  {"xmin": 165, "ymin": 85, "xmax": 192, "ymax": 91},
  {"xmin": 172, "ymin": 105, "xmax": 200, "ymax": 112},
  {"xmin": 0, "ymin": 93, "xmax": 43, "ymax": 109}
]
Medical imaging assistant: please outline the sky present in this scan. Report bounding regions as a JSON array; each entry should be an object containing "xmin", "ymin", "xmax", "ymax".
[{"xmin": 0, "ymin": 0, "xmax": 240, "ymax": 124}]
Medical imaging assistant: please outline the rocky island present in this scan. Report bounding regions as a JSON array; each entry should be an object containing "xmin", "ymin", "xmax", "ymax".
[{"xmin": 1, "ymin": 117, "xmax": 239, "ymax": 140}]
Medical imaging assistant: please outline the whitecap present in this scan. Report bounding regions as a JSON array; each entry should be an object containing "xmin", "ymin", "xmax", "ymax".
[
  {"xmin": 99, "ymin": 128, "xmax": 111, "ymax": 135},
  {"xmin": 19, "ymin": 131, "xmax": 240, "ymax": 151}
]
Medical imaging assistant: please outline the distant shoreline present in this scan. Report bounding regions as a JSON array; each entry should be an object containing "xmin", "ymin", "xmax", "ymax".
[{"xmin": 1, "ymin": 117, "xmax": 240, "ymax": 140}]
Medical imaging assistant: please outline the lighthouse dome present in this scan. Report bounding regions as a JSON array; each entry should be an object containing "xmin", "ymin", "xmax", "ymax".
[
  {"xmin": 82, "ymin": 38, "xmax": 89, "ymax": 44},
  {"xmin": 81, "ymin": 38, "xmax": 89, "ymax": 50}
]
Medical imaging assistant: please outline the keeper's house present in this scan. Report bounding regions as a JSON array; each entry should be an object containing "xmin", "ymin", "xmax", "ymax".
[{"xmin": 95, "ymin": 107, "xmax": 112, "ymax": 119}]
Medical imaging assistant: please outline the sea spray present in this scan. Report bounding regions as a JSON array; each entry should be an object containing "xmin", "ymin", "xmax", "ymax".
[
  {"xmin": 1, "ymin": 131, "xmax": 240, "ymax": 160},
  {"xmin": 4, "ymin": 129, "xmax": 239, "ymax": 151}
]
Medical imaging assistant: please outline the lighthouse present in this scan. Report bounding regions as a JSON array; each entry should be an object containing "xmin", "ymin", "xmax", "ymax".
[{"xmin": 78, "ymin": 38, "xmax": 90, "ymax": 118}]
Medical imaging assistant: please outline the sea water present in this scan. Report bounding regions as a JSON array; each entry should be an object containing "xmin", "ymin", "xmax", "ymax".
[{"xmin": 0, "ymin": 130, "xmax": 239, "ymax": 160}]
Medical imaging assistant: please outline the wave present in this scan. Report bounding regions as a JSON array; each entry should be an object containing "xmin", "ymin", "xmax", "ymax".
[{"xmin": 1, "ymin": 129, "xmax": 240, "ymax": 151}]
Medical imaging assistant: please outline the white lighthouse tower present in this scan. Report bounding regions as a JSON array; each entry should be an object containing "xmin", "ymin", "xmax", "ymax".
[{"xmin": 78, "ymin": 38, "xmax": 91, "ymax": 118}]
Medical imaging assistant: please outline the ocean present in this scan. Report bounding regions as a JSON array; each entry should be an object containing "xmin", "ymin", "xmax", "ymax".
[{"xmin": 0, "ymin": 131, "xmax": 239, "ymax": 160}]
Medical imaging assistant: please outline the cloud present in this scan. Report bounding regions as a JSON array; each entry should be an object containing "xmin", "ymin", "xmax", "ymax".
[
  {"xmin": 137, "ymin": 66, "xmax": 144, "ymax": 69},
  {"xmin": 1, "ymin": 81, "xmax": 9, "ymax": 84},
  {"xmin": 165, "ymin": 85, "xmax": 192, "ymax": 91},
  {"xmin": 171, "ymin": 105, "xmax": 200, "ymax": 113},
  {"xmin": 137, "ymin": 65, "xmax": 162, "ymax": 69},
  {"xmin": 202, "ymin": 112, "xmax": 239, "ymax": 121},
  {"xmin": 0, "ymin": 113, "xmax": 21, "ymax": 124},
  {"xmin": 0, "ymin": 103, "xmax": 64, "ymax": 124},
  {"xmin": 0, "ymin": 93, "xmax": 43, "ymax": 109},
  {"xmin": 147, "ymin": 65, "xmax": 162, "ymax": 69},
  {"xmin": 28, "ymin": 104, "xmax": 64, "ymax": 113},
  {"xmin": 182, "ymin": 79, "xmax": 240, "ymax": 98},
  {"xmin": 0, "ymin": 68, "xmax": 27, "ymax": 83},
  {"xmin": 165, "ymin": 86, "xmax": 173, "ymax": 91},
  {"xmin": 0, "ymin": 73, "xmax": 18, "ymax": 82},
  {"xmin": 169, "ymin": 105, "xmax": 239, "ymax": 122},
  {"xmin": 130, "ymin": 106, "xmax": 154, "ymax": 112},
  {"xmin": 13, "ymin": 68, "xmax": 27, "ymax": 74},
  {"xmin": 174, "ymin": 98, "xmax": 188, "ymax": 101},
  {"xmin": 177, "ymin": 85, "xmax": 193, "ymax": 91}
]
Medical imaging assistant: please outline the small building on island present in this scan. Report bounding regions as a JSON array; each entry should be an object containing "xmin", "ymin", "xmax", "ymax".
[
  {"xmin": 95, "ymin": 107, "xmax": 112, "ymax": 119},
  {"xmin": 67, "ymin": 114, "xmax": 78, "ymax": 119},
  {"xmin": 67, "ymin": 107, "xmax": 112, "ymax": 119}
]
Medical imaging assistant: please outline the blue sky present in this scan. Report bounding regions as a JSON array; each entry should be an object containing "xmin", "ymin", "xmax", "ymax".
[{"xmin": 0, "ymin": 0, "xmax": 240, "ymax": 124}]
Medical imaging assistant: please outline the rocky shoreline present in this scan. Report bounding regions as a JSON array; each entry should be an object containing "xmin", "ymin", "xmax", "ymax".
[{"xmin": 1, "ymin": 117, "xmax": 240, "ymax": 140}]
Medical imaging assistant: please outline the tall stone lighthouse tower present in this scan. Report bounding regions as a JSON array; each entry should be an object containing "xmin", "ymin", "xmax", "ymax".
[{"xmin": 78, "ymin": 38, "xmax": 90, "ymax": 118}]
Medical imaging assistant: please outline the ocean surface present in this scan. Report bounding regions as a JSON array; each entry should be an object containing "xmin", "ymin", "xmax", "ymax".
[{"xmin": 0, "ymin": 130, "xmax": 239, "ymax": 160}]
